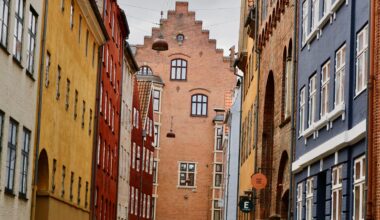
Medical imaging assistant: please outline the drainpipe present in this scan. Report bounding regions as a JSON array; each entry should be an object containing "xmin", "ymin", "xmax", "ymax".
[
  {"xmin": 365, "ymin": 0, "xmax": 375, "ymax": 219},
  {"xmin": 253, "ymin": 2, "xmax": 260, "ymax": 219},
  {"xmin": 31, "ymin": 0, "xmax": 49, "ymax": 219},
  {"xmin": 288, "ymin": 0, "xmax": 298, "ymax": 219}
]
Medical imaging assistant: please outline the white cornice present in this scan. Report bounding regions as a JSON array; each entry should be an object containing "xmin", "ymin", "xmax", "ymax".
[{"xmin": 77, "ymin": 0, "xmax": 107, "ymax": 44}]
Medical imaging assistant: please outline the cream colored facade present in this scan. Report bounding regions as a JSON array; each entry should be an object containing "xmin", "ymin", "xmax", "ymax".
[
  {"xmin": 236, "ymin": 0, "xmax": 258, "ymax": 219},
  {"xmin": 0, "ymin": 0, "xmax": 43, "ymax": 219},
  {"xmin": 117, "ymin": 44, "xmax": 138, "ymax": 220},
  {"xmin": 31, "ymin": 0, "xmax": 107, "ymax": 220}
]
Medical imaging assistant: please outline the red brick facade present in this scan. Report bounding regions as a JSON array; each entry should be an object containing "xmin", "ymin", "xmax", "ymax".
[
  {"xmin": 128, "ymin": 77, "xmax": 155, "ymax": 220},
  {"xmin": 134, "ymin": 2, "xmax": 235, "ymax": 220},
  {"xmin": 255, "ymin": 0, "xmax": 294, "ymax": 219},
  {"xmin": 92, "ymin": 1, "xmax": 128, "ymax": 219}
]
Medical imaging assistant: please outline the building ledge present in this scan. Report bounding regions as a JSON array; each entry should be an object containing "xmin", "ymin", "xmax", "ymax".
[{"xmin": 293, "ymin": 119, "xmax": 366, "ymax": 173}]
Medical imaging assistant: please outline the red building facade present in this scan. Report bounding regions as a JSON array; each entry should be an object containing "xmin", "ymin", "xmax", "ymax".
[
  {"xmin": 129, "ymin": 77, "xmax": 155, "ymax": 220},
  {"xmin": 92, "ymin": 0, "xmax": 129, "ymax": 219}
]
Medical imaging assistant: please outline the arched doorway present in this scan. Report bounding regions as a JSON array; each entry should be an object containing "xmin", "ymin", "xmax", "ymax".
[
  {"xmin": 260, "ymin": 72, "xmax": 275, "ymax": 219},
  {"xmin": 280, "ymin": 190, "xmax": 289, "ymax": 219},
  {"xmin": 276, "ymin": 151, "xmax": 289, "ymax": 216},
  {"xmin": 34, "ymin": 149, "xmax": 49, "ymax": 220}
]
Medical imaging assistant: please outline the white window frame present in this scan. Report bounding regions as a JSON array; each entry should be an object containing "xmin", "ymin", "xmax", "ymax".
[
  {"xmin": 353, "ymin": 155, "xmax": 366, "ymax": 220},
  {"xmin": 154, "ymin": 124, "xmax": 160, "ymax": 147},
  {"xmin": 299, "ymin": 87, "xmax": 306, "ymax": 135},
  {"xmin": 215, "ymin": 126, "xmax": 223, "ymax": 151},
  {"xmin": 13, "ymin": 0, "xmax": 24, "ymax": 61},
  {"xmin": 178, "ymin": 161, "xmax": 197, "ymax": 188},
  {"xmin": 305, "ymin": 178, "xmax": 313, "ymax": 220},
  {"xmin": 149, "ymin": 151, "xmax": 154, "ymax": 175},
  {"xmin": 335, "ymin": 45, "xmax": 346, "ymax": 106},
  {"xmin": 311, "ymin": 0, "xmax": 319, "ymax": 30},
  {"xmin": 355, "ymin": 25, "xmax": 368, "ymax": 95},
  {"xmin": 136, "ymin": 145, "xmax": 140, "ymax": 172},
  {"xmin": 285, "ymin": 57, "xmax": 292, "ymax": 118},
  {"xmin": 321, "ymin": 61, "xmax": 330, "ymax": 117},
  {"xmin": 214, "ymin": 163, "xmax": 223, "ymax": 187},
  {"xmin": 308, "ymin": 74, "xmax": 317, "ymax": 126},
  {"xmin": 153, "ymin": 89, "xmax": 161, "ymax": 112},
  {"xmin": 302, "ymin": 0, "xmax": 309, "ymax": 45},
  {"xmin": 323, "ymin": 0, "xmax": 331, "ymax": 17},
  {"xmin": 331, "ymin": 165, "xmax": 343, "ymax": 220},
  {"xmin": 296, "ymin": 183, "xmax": 303, "ymax": 220}
]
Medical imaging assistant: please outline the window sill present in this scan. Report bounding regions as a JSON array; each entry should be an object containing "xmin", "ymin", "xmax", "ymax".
[
  {"xmin": 26, "ymin": 70, "xmax": 36, "ymax": 81},
  {"xmin": 354, "ymin": 88, "xmax": 367, "ymax": 99},
  {"xmin": 177, "ymin": 185, "xmax": 197, "ymax": 189},
  {"xmin": 279, "ymin": 116, "xmax": 291, "ymax": 128},
  {"xmin": 0, "ymin": 43, "xmax": 10, "ymax": 55},
  {"xmin": 190, "ymin": 115, "xmax": 208, "ymax": 118},
  {"xmin": 18, "ymin": 192, "xmax": 28, "ymax": 201},
  {"xmin": 301, "ymin": 103, "xmax": 345, "ymax": 144},
  {"xmin": 4, "ymin": 188, "xmax": 15, "ymax": 197},
  {"xmin": 13, "ymin": 56, "xmax": 23, "ymax": 69}
]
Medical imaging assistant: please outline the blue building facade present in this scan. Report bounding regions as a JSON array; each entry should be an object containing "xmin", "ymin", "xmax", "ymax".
[{"xmin": 293, "ymin": 0, "xmax": 369, "ymax": 219}]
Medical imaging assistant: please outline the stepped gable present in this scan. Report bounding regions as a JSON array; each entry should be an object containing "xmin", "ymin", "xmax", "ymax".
[{"xmin": 136, "ymin": 1, "xmax": 231, "ymax": 62}]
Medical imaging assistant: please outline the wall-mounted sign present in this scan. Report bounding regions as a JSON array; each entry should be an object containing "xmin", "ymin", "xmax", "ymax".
[
  {"xmin": 251, "ymin": 173, "xmax": 268, "ymax": 190},
  {"xmin": 239, "ymin": 197, "xmax": 253, "ymax": 213}
]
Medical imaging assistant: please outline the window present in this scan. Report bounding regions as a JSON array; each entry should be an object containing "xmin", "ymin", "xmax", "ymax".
[
  {"xmin": 82, "ymin": 100, "xmax": 86, "ymax": 128},
  {"xmin": 85, "ymin": 30, "xmax": 89, "ymax": 56},
  {"xmin": 191, "ymin": 94, "xmax": 208, "ymax": 116},
  {"xmin": 0, "ymin": 0, "xmax": 10, "ymax": 46},
  {"xmin": 323, "ymin": 0, "xmax": 331, "ymax": 16},
  {"xmin": 178, "ymin": 162, "xmax": 196, "ymax": 187},
  {"xmin": 66, "ymin": 79, "xmax": 70, "ymax": 110},
  {"xmin": 299, "ymin": 87, "xmax": 305, "ymax": 134},
  {"xmin": 61, "ymin": 166, "xmax": 66, "ymax": 198},
  {"xmin": 130, "ymin": 186, "xmax": 134, "ymax": 214},
  {"xmin": 13, "ymin": 0, "xmax": 24, "ymax": 61},
  {"xmin": 353, "ymin": 156, "xmax": 366, "ymax": 220},
  {"xmin": 321, "ymin": 61, "xmax": 330, "ymax": 117},
  {"xmin": 102, "ymin": 140, "xmax": 106, "ymax": 169},
  {"xmin": 70, "ymin": 172, "xmax": 74, "ymax": 201},
  {"xmin": 311, "ymin": 0, "xmax": 319, "ymax": 30},
  {"xmin": 45, "ymin": 52, "xmax": 51, "ymax": 87},
  {"xmin": 70, "ymin": 0, "xmax": 74, "ymax": 29},
  {"xmin": 355, "ymin": 26, "xmax": 368, "ymax": 94},
  {"xmin": 150, "ymin": 151, "xmax": 154, "ymax": 175},
  {"xmin": 74, "ymin": 90, "xmax": 78, "ymax": 119},
  {"xmin": 89, "ymin": 109, "xmax": 92, "ymax": 135},
  {"xmin": 136, "ymin": 145, "xmax": 140, "ymax": 172},
  {"xmin": 308, "ymin": 74, "xmax": 317, "ymax": 126},
  {"xmin": 138, "ymin": 66, "xmax": 153, "ymax": 75},
  {"xmin": 335, "ymin": 45, "xmax": 346, "ymax": 106},
  {"xmin": 154, "ymin": 124, "xmax": 159, "ymax": 147},
  {"xmin": 214, "ymin": 200, "xmax": 222, "ymax": 220},
  {"xmin": 214, "ymin": 164, "xmax": 222, "ymax": 187},
  {"xmin": 331, "ymin": 165, "xmax": 343, "ymax": 220},
  {"xmin": 135, "ymin": 188, "xmax": 138, "ymax": 215},
  {"xmin": 285, "ymin": 54, "xmax": 292, "ymax": 118},
  {"xmin": 92, "ymin": 42, "xmax": 95, "ymax": 66},
  {"xmin": 78, "ymin": 15, "xmax": 81, "ymax": 42},
  {"xmin": 170, "ymin": 59, "xmax": 187, "ymax": 80},
  {"xmin": 215, "ymin": 127, "xmax": 223, "ymax": 151},
  {"xmin": 52, "ymin": 159, "xmax": 56, "ymax": 192},
  {"xmin": 56, "ymin": 66, "xmax": 61, "ymax": 99},
  {"xmin": 153, "ymin": 161, "xmax": 157, "ymax": 183},
  {"xmin": 296, "ymin": 183, "xmax": 303, "ymax": 220},
  {"xmin": 142, "ymin": 148, "xmax": 145, "ymax": 172},
  {"xmin": 0, "ymin": 111, "xmax": 3, "ymax": 150},
  {"xmin": 147, "ymin": 195, "xmax": 150, "ymax": 218},
  {"xmin": 132, "ymin": 142, "xmax": 136, "ymax": 169},
  {"xmin": 97, "ymin": 136, "xmax": 100, "ymax": 165},
  {"xmin": 85, "ymin": 181, "xmax": 89, "ymax": 208},
  {"xmin": 100, "ymin": 82, "xmax": 103, "ymax": 113},
  {"xmin": 302, "ymin": 0, "xmax": 309, "ymax": 45},
  {"xmin": 19, "ymin": 128, "xmax": 30, "ymax": 196},
  {"xmin": 27, "ymin": 8, "xmax": 38, "ymax": 74},
  {"xmin": 105, "ymin": 92, "xmax": 108, "ymax": 121},
  {"xmin": 6, "ymin": 119, "xmax": 17, "ymax": 192},
  {"xmin": 111, "ymin": 107, "xmax": 114, "ymax": 132},
  {"xmin": 176, "ymin": 34, "xmax": 184, "ymax": 43},
  {"xmin": 306, "ymin": 178, "xmax": 313, "ymax": 220},
  {"xmin": 143, "ymin": 194, "xmax": 146, "ymax": 218},
  {"xmin": 261, "ymin": 0, "xmax": 268, "ymax": 21},
  {"xmin": 61, "ymin": 0, "xmax": 65, "ymax": 11},
  {"xmin": 77, "ymin": 177, "xmax": 81, "ymax": 205},
  {"xmin": 153, "ymin": 90, "xmax": 160, "ymax": 111}
]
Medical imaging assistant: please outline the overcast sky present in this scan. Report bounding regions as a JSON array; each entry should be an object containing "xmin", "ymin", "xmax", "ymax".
[{"xmin": 119, "ymin": 0, "xmax": 241, "ymax": 55}]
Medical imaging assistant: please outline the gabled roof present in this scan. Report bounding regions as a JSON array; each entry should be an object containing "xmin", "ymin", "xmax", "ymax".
[{"xmin": 136, "ymin": 80, "xmax": 153, "ymax": 127}]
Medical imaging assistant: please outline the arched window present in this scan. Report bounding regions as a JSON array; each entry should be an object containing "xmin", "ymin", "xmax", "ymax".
[
  {"xmin": 138, "ymin": 66, "xmax": 153, "ymax": 75},
  {"xmin": 191, "ymin": 94, "xmax": 207, "ymax": 116},
  {"xmin": 170, "ymin": 59, "xmax": 187, "ymax": 80}
]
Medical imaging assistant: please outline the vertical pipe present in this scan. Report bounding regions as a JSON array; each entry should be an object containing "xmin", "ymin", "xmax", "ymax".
[
  {"xmin": 366, "ymin": 0, "xmax": 375, "ymax": 219},
  {"xmin": 31, "ymin": 0, "xmax": 49, "ymax": 219},
  {"xmin": 288, "ymin": 0, "xmax": 298, "ymax": 219}
]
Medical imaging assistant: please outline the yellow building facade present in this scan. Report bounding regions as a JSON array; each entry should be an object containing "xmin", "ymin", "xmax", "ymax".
[
  {"xmin": 236, "ymin": 0, "xmax": 258, "ymax": 219},
  {"xmin": 32, "ymin": 0, "xmax": 107, "ymax": 219}
]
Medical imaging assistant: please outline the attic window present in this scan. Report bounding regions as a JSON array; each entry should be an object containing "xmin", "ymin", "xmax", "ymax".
[{"xmin": 176, "ymin": 34, "xmax": 184, "ymax": 43}]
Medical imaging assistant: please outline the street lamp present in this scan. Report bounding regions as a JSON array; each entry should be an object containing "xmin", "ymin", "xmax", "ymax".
[
  {"xmin": 152, "ymin": 11, "xmax": 169, "ymax": 52},
  {"xmin": 166, "ymin": 116, "xmax": 176, "ymax": 138}
]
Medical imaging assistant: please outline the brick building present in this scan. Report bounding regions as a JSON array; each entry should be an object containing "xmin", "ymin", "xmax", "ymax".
[
  {"xmin": 367, "ymin": 0, "xmax": 379, "ymax": 219},
  {"xmin": 293, "ymin": 0, "xmax": 369, "ymax": 219},
  {"xmin": 133, "ymin": 2, "xmax": 236, "ymax": 220},
  {"xmin": 128, "ymin": 77, "xmax": 155, "ymax": 220},
  {"xmin": 92, "ymin": 1, "xmax": 129, "ymax": 219}
]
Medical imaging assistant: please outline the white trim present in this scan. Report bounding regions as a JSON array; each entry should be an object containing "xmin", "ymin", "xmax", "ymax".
[{"xmin": 293, "ymin": 120, "xmax": 366, "ymax": 173}]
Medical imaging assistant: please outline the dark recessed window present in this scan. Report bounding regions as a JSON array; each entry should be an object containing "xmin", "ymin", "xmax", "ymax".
[
  {"xmin": 191, "ymin": 94, "xmax": 207, "ymax": 116},
  {"xmin": 170, "ymin": 59, "xmax": 187, "ymax": 80},
  {"xmin": 138, "ymin": 66, "xmax": 153, "ymax": 75},
  {"xmin": 176, "ymin": 34, "xmax": 184, "ymax": 43}
]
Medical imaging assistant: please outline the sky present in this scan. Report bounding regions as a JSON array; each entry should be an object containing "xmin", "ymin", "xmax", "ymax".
[{"xmin": 119, "ymin": 0, "xmax": 242, "ymax": 55}]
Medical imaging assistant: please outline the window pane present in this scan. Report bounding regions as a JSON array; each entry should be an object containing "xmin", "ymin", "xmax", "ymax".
[
  {"xmin": 188, "ymin": 163, "xmax": 195, "ymax": 172},
  {"xmin": 188, "ymin": 173, "xmax": 195, "ymax": 186},
  {"xmin": 180, "ymin": 163, "xmax": 187, "ymax": 171}
]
